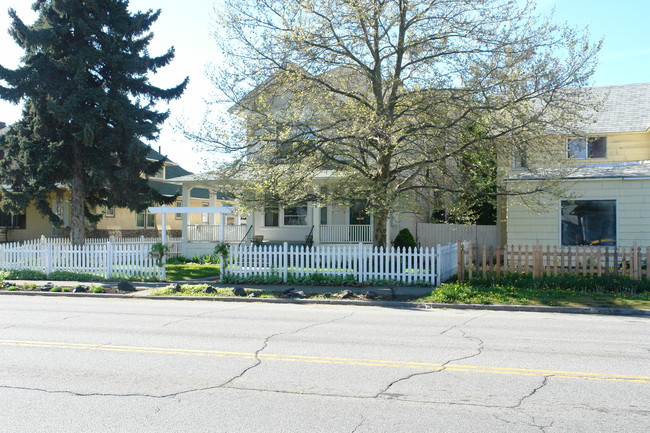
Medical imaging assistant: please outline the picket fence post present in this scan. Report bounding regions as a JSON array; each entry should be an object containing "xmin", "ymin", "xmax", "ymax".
[
  {"xmin": 106, "ymin": 241, "xmax": 113, "ymax": 280},
  {"xmin": 436, "ymin": 244, "xmax": 442, "ymax": 286},
  {"xmin": 282, "ymin": 242, "xmax": 288, "ymax": 283}
]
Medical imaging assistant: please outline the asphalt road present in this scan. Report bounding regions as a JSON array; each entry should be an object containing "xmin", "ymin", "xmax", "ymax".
[{"xmin": 0, "ymin": 296, "xmax": 648, "ymax": 433}]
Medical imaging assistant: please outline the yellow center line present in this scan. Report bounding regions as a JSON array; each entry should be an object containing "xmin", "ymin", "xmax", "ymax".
[{"xmin": 1, "ymin": 339, "xmax": 648, "ymax": 383}]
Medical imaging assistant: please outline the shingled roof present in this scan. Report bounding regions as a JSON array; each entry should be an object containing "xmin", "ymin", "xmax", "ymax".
[
  {"xmin": 506, "ymin": 160, "xmax": 650, "ymax": 182},
  {"xmin": 583, "ymin": 83, "xmax": 650, "ymax": 134}
]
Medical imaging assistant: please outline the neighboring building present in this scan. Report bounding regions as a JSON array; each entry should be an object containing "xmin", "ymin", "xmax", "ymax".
[
  {"xmin": 0, "ymin": 124, "xmax": 229, "ymax": 242},
  {"xmin": 503, "ymin": 82, "xmax": 650, "ymax": 247}
]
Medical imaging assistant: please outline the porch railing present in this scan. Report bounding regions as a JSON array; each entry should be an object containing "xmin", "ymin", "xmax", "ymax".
[
  {"xmin": 188, "ymin": 225, "xmax": 247, "ymax": 243},
  {"xmin": 320, "ymin": 224, "xmax": 373, "ymax": 243}
]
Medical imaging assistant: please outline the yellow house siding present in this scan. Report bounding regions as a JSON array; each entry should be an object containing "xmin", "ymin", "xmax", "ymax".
[
  {"xmin": 507, "ymin": 179, "xmax": 650, "ymax": 247},
  {"xmin": 8, "ymin": 203, "xmax": 53, "ymax": 242},
  {"xmin": 95, "ymin": 197, "xmax": 230, "ymax": 232}
]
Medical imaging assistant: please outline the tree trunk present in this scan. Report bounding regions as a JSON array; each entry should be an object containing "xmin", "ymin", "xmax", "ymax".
[
  {"xmin": 373, "ymin": 208, "xmax": 389, "ymax": 248},
  {"xmin": 70, "ymin": 150, "xmax": 85, "ymax": 245}
]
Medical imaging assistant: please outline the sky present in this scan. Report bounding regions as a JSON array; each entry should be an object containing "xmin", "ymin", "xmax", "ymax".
[{"xmin": 1, "ymin": 0, "xmax": 649, "ymax": 173}]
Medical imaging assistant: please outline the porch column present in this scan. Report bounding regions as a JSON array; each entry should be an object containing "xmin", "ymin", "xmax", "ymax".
[
  {"xmin": 312, "ymin": 204, "xmax": 321, "ymax": 245},
  {"xmin": 208, "ymin": 192, "xmax": 217, "ymax": 225},
  {"xmin": 181, "ymin": 185, "xmax": 191, "ymax": 242},
  {"xmin": 220, "ymin": 213, "xmax": 226, "ymax": 243}
]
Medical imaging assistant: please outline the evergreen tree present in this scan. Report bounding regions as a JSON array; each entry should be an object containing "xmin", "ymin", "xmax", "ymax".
[{"xmin": 0, "ymin": 0, "xmax": 188, "ymax": 244}]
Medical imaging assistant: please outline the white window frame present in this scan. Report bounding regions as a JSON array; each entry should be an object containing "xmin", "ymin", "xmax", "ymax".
[{"xmin": 567, "ymin": 136, "xmax": 607, "ymax": 160}]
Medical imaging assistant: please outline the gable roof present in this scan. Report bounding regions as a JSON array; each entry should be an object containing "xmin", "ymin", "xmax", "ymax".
[{"xmin": 584, "ymin": 83, "xmax": 650, "ymax": 134}]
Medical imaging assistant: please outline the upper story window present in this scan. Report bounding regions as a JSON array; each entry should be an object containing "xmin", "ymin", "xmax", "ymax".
[
  {"xmin": 567, "ymin": 136, "xmax": 607, "ymax": 159},
  {"xmin": 512, "ymin": 147, "xmax": 527, "ymax": 169}
]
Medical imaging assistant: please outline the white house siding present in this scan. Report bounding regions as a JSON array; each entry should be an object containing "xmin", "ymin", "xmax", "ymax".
[{"xmin": 507, "ymin": 179, "xmax": 650, "ymax": 247}]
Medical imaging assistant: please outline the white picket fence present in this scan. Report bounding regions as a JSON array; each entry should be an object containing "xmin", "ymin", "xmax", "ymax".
[
  {"xmin": 46, "ymin": 236, "xmax": 182, "ymax": 258},
  {"xmin": 225, "ymin": 242, "xmax": 458, "ymax": 285},
  {"xmin": 0, "ymin": 238, "xmax": 165, "ymax": 280}
]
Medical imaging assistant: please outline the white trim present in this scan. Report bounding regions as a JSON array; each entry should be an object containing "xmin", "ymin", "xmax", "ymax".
[
  {"xmin": 504, "ymin": 176, "xmax": 650, "ymax": 183},
  {"xmin": 148, "ymin": 206, "xmax": 234, "ymax": 214}
]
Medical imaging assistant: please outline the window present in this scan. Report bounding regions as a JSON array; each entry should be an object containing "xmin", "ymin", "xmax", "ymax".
[
  {"xmin": 561, "ymin": 200, "xmax": 616, "ymax": 246},
  {"xmin": 136, "ymin": 211, "xmax": 155, "ymax": 228},
  {"xmin": 512, "ymin": 147, "xmax": 527, "ymax": 169},
  {"xmin": 567, "ymin": 137, "xmax": 607, "ymax": 159},
  {"xmin": 320, "ymin": 207, "xmax": 328, "ymax": 225},
  {"xmin": 264, "ymin": 207, "xmax": 279, "ymax": 227},
  {"xmin": 175, "ymin": 201, "xmax": 182, "ymax": 219},
  {"xmin": 104, "ymin": 207, "xmax": 115, "ymax": 218},
  {"xmin": 202, "ymin": 202, "xmax": 209, "ymax": 224},
  {"xmin": 284, "ymin": 206, "xmax": 308, "ymax": 226},
  {"xmin": 0, "ymin": 211, "xmax": 26, "ymax": 229}
]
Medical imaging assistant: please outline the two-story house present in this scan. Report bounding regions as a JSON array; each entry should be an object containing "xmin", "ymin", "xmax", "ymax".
[
  {"xmin": 0, "ymin": 121, "xmax": 226, "ymax": 242},
  {"xmin": 503, "ymin": 82, "xmax": 650, "ymax": 248}
]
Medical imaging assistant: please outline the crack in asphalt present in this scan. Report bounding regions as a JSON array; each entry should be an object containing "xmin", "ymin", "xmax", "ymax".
[
  {"xmin": 375, "ymin": 318, "xmax": 485, "ymax": 398},
  {"xmin": 351, "ymin": 415, "xmax": 365, "ymax": 433},
  {"xmin": 1, "ymin": 311, "xmax": 355, "ymax": 402},
  {"xmin": 439, "ymin": 313, "xmax": 487, "ymax": 335},
  {"xmin": 220, "ymin": 311, "xmax": 354, "ymax": 387},
  {"xmin": 1, "ymin": 314, "xmax": 82, "ymax": 330},
  {"xmin": 511, "ymin": 375, "xmax": 551, "ymax": 409},
  {"xmin": 160, "ymin": 306, "xmax": 251, "ymax": 328}
]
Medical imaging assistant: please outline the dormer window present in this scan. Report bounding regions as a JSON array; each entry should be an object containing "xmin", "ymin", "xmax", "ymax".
[{"xmin": 567, "ymin": 136, "xmax": 606, "ymax": 159}]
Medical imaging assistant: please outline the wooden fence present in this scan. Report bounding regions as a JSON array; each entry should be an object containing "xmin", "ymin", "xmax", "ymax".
[
  {"xmin": 225, "ymin": 242, "xmax": 459, "ymax": 285},
  {"xmin": 458, "ymin": 241, "xmax": 649, "ymax": 281},
  {"xmin": 0, "ymin": 238, "xmax": 165, "ymax": 280}
]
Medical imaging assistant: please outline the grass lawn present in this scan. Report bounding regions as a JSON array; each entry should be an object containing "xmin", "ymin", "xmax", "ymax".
[
  {"xmin": 165, "ymin": 263, "xmax": 220, "ymax": 281},
  {"xmin": 417, "ymin": 282, "xmax": 650, "ymax": 309}
]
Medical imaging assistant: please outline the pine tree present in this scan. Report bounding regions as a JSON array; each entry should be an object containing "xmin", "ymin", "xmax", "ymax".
[{"xmin": 0, "ymin": 0, "xmax": 188, "ymax": 244}]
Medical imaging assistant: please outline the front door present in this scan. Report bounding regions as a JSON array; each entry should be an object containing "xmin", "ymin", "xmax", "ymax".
[{"xmin": 349, "ymin": 201, "xmax": 370, "ymax": 242}]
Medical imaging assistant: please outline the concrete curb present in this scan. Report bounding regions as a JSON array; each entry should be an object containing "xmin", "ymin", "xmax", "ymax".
[{"xmin": 1, "ymin": 290, "xmax": 648, "ymax": 317}]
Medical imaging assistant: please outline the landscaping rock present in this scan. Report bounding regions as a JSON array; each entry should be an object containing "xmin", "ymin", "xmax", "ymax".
[
  {"xmin": 339, "ymin": 290, "xmax": 354, "ymax": 299},
  {"xmin": 247, "ymin": 292, "xmax": 257, "ymax": 298},
  {"xmin": 172, "ymin": 283, "xmax": 182, "ymax": 293},
  {"xmin": 117, "ymin": 281, "xmax": 136, "ymax": 292},
  {"xmin": 290, "ymin": 290, "xmax": 306, "ymax": 299},
  {"xmin": 322, "ymin": 292, "xmax": 332, "ymax": 299},
  {"xmin": 41, "ymin": 282, "xmax": 53, "ymax": 291},
  {"xmin": 204, "ymin": 286, "xmax": 217, "ymax": 294},
  {"xmin": 364, "ymin": 290, "xmax": 379, "ymax": 300},
  {"xmin": 282, "ymin": 288, "xmax": 295, "ymax": 295},
  {"xmin": 232, "ymin": 287, "xmax": 246, "ymax": 297},
  {"xmin": 72, "ymin": 285, "xmax": 89, "ymax": 293}
]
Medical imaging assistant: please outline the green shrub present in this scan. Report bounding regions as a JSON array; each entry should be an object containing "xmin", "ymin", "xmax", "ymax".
[
  {"xmin": 150, "ymin": 242, "xmax": 170, "ymax": 267},
  {"xmin": 0, "ymin": 269, "xmax": 48, "ymax": 280},
  {"xmin": 6, "ymin": 286, "xmax": 19, "ymax": 291},
  {"xmin": 48, "ymin": 271, "xmax": 106, "ymax": 282},
  {"xmin": 465, "ymin": 272, "xmax": 650, "ymax": 295},
  {"xmin": 287, "ymin": 273, "xmax": 356, "ymax": 286},
  {"xmin": 91, "ymin": 286, "xmax": 105, "ymax": 293},
  {"xmin": 393, "ymin": 228, "xmax": 417, "ymax": 249},
  {"xmin": 166, "ymin": 255, "xmax": 188, "ymax": 265}
]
